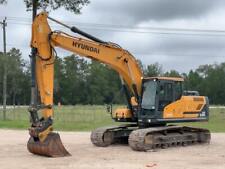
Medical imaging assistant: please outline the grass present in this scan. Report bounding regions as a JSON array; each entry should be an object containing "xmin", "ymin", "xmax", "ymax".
[
  {"xmin": 180, "ymin": 108, "xmax": 225, "ymax": 132},
  {"xmin": 0, "ymin": 105, "xmax": 118, "ymax": 131},
  {"xmin": 0, "ymin": 105, "xmax": 224, "ymax": 132}
]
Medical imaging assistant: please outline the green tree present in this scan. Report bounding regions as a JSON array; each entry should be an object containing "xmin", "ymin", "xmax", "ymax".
[
  {"xmin": 0, "ymin": 48, "xmax": 30, "ymax": 105},
  {"xmin": 59, "ymin": 55, "xmax": 89, "ymax": 105},
  {"xmin": 144, "ymin": 62, "xmax": 163, "ymax": 77},
  {"xmin": 24, "ymin": 0, "xmax": 89, "ymax": 13},
  {"xmin": 196, "ymin": 64, "xmax": 213, "ymax": 78},
  {"xmin": 85, "ymin": 61, "xmax": 123, "ymax": 105},
  {"xmin": 53, "ymin": 55, "xmax": 124, "ymax": 105},
  {"xmin": 19, "ymin": 64, "xmax": 31, "ymax": 105},
  {"xmin": 164, "ymin": 70, "xmax": 181, "ymax": 77},
  {"xmin": 203, "ymin": 64, "xmax": 225, "ymax": 104},
  {"xmin": 184, "ymin": 70, "xmax": 203, "ymax": 92},
  {"xmin": 0, "ymin": 0, "xmax": 90, "ymax": 105},
  {"xmin": 7, "ymin": 48, "xmax": 23, "ymax": 105},
  {"xmin": 0, "ymin": 0, "xmax": 90, "ymax": 13}
]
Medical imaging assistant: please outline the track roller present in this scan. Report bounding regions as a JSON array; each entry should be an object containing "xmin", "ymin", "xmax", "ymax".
[{"xmin": 128, "ymin": 126, "xmax": 211, "ymax": 151}]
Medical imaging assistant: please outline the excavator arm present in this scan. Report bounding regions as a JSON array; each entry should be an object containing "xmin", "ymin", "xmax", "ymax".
[{"xmin": 27, "ymin": 12, "xmax": 143, "ymax": 157}]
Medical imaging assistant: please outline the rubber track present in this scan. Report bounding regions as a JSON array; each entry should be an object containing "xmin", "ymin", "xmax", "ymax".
[
  {"xmin": 91, "ymin": 126, "xmax": 119, "ymax": 147},
  {"xmin": 128, "ymin": 126, "xmax": 211, "ymax": 151},
  {"xmin": 91, "ymin": 125, "xmax": 136, "ymax": 147}
]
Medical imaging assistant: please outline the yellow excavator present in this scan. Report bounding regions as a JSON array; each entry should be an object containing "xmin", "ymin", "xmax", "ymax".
[{"xmin": 27, "ymin": 12, "xmax": 210, "ymax": 157}]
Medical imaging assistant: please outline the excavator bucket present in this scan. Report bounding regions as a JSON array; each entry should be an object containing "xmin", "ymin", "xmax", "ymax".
[{"xmin": 27, "ymin": 132, "xmax": 70, "ymax": 157}]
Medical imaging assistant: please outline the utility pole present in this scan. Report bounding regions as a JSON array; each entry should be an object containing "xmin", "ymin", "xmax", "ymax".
[
  {"xmin": 29, "ymin": 0, "xmax": 39, "ymax": 124},
  {"xmin": 0, "ymin": 18, "xmax": 7, "ymax": 120}
]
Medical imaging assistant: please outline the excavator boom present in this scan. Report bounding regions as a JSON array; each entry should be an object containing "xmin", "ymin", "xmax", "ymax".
[{"xmin": 31, "ymin": 12, "xmax": 143, "ymax": 97}]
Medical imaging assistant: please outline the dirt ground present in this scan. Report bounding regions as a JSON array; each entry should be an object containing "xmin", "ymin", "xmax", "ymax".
[{"xmin": 0, "ymin": 130, "xmax": 224, "ymax": 169}]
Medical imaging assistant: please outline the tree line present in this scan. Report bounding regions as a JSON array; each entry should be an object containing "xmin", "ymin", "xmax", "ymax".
[{"xmin": 0, "ymin": 48, "xmax": 224, "ymax": 105}]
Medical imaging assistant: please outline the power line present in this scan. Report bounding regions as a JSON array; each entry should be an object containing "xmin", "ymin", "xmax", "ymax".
[
  {"xmin": 4, "ymin": 16, "xmax": 225, "ymax": 33},
  {"xmin": 2, "ymin": 16, "xmax": 225, "ymax": 37},
  {"xmin": 1, "ymin": 16, "xmax": 225, "ymax": 60},
  {"xmin": 5, "ymin": 21, "xmax": 225, "ymax": 37}
]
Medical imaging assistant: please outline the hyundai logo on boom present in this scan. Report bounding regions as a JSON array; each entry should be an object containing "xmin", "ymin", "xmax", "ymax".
[{"xmin": 73, "ymin": 42, "xmax": 100, "ymax": 54}]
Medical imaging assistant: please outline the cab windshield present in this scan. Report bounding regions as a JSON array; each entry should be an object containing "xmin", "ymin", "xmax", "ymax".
[{"xmin": 141, "ymin": 80, "xmax": 157, "ymax": 110}]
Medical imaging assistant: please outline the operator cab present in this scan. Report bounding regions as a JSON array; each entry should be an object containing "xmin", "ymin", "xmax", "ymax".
[{"xmin": 140, "ymin": 77, "xmax": 184, "ymax": 124}]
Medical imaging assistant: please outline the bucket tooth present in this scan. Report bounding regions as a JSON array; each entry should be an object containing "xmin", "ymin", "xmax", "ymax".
[{"xmin": 27, "ymin": 132, "xmax": 70, "ymax": 157}]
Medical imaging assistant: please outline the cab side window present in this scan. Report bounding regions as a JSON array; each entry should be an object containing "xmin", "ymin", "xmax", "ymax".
[
  {"xmin": 174, "ymin": 82, "xmax": 182, "ymax": 100},
  {"xmin": 158, "ymin": 82, "xmax": 173, "ymax": 111}
]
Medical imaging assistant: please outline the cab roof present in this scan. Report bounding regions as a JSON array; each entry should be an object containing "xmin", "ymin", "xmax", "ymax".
[{"xmin": 143, "ymin": 76, "xmax": 184, "ymax": 82}]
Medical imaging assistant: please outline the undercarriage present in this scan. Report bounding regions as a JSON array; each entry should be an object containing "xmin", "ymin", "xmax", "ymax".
[{"xmin": 91, "ymin": 124, "xmax": 211, "ymax": 151}]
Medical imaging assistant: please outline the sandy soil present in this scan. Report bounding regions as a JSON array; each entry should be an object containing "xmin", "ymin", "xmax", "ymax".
[{"xmin": 0, "ymin": 130, "xmax": 224, "ymax": 169}]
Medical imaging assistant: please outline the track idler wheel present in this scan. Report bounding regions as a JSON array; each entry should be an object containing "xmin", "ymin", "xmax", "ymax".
[{"xmin": 27, "ymin": 132, "xmax": 70, "ymax": 157}]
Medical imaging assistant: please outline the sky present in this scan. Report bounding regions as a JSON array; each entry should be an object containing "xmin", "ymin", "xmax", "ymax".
[{"xmin": 0, "ymin": 0, "xmax": 225, "ymax": 73}]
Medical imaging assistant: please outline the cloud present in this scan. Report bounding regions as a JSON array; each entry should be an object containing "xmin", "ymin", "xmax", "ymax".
[
  {"xmin": 89, "ymin": 0, "xmax": 225, "ymax": 24},
  {"xmin": 1, "ymin": 0, "xmax": 225, "ymax": 73},
  {"xmin": 153, "ymin": 35, "xmax": 225, "ymax": 55}
]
